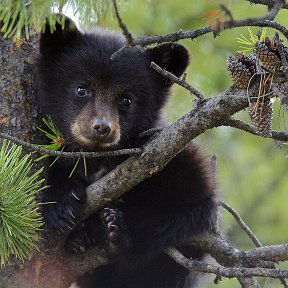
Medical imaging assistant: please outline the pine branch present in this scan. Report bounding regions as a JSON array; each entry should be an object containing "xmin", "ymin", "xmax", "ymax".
[{"xmin": 0, "ymin": 140, "xmax": 45, "ymax": 266}]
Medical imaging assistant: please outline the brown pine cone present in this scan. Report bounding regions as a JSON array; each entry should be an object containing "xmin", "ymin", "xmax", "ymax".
[
  {"xmin": 227, "ymin": 52, "xmax": 256, "ymax": 89},
  {"xmin": 254, "ymin": 38, "xmax": 282, "ymax": 72},
  {"xmin": 248, "ymin": 98, "xmax": 273, "ymax": 137}
]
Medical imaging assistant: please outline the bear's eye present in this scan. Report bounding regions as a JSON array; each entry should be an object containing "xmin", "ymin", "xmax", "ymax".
[
  {"xmin": 118, "ymin": 96, "xmax": 132, "ymax": 107},
  {"xmin": 76, "ymin": 86, "xmax": 89, "ymax": 97}
]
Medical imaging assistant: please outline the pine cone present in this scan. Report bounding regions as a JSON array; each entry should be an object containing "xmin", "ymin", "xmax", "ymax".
[
  {"xmin": 227, "ymin": 52, "xmax": 256, "ymax": 89},
  {"xmin": 248, "ymin": 98, "xmax": 273, "ymax": 137},
  {"xmin": 254, "ymin": 38, "xmax": 282, "ymax": 72}
]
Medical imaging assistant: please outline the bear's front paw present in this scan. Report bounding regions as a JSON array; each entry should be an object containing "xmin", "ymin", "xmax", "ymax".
[
  {"xmin": 101, "ymin": 207, "xmax": 131, "ymax": 260},
  {"xmin": 43, "ymin": 182, "xmax": 87, "ymax": 231}
]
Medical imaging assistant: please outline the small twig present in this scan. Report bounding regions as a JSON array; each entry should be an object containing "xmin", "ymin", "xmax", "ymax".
[
  {"xmin": 0, "ymin": 127, "xmax": 168, "ymax": 158},
  {"xmin": 138, "ymin": 127, "xmax": 163, "ymax": 138},
  {"xmin": 219, "ymin": 4, "xmax": 234, "ymax": 22},
  {"xmin": 182, "ymin": 72, "xmax": 187, "ymax": 82},
  {"xmin": 280, "ymin": 278, "xmax": 288, "ymax": 288},
  {"xmin": 110, "ymin": 45, "xmax": 130, "ymax": 60},
  {"xmin": 0, "ymin": 132, "xmax": 142, "ymax": 158},
  {"xmin": 224, "ymin": 118, "xmax": 288, "ymax": 141},
  {"xmin": 112, "ymin": 0, "xmax": 134, "ymax": 46},
  {"xmin": 150, "ymin": 62, "xmax": 205, "ymax": 100},
  {"xmin": 219, "ymin": 201, "xmax": 262, "ymax": 247},
  {"xmin": 222, "ymin": 19, "xmax": 288, "ymax": 40}
]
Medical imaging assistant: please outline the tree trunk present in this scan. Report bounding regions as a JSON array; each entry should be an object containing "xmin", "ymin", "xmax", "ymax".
[
  {"xmin": 0, "ymin": 34, "xmax": 103, "ymax": 288},
  {"xmin": 0, "ymin": 36, "xmax": 39, "ymax": 144}
]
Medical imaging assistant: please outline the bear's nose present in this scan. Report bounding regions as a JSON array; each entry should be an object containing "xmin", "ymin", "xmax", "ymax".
[{"xmin": 93, "ymin": 119, "xmax": 112, "ymax": 136}]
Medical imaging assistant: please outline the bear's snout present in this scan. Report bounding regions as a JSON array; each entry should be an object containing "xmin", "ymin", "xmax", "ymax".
[
  {"xmin": 92, "ymin": 118, "xmax": 112, "ymax": 137},
  {"xmin": 70, "ymin": 114, "xmax": 120, "ymax": 149}
]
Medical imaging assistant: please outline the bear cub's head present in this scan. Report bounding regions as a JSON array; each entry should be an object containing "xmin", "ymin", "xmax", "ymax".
[{"xmin": 37, "ymin": 15, "xmax": 189, "ymax": 150}]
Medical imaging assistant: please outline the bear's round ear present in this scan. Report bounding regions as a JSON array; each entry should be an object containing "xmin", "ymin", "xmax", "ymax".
[
  {"xmin": 40, "ymin": 14, "xmax": 80, "ymax": 57},
  {"xmin": 145, "ymin": 43, "xmax": 190, "ymax": 86}
]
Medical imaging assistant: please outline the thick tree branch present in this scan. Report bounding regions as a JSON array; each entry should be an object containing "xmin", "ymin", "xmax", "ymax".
[{"xmin": 82, "ymin": 86, "xmax": 250, "ymax": 220}]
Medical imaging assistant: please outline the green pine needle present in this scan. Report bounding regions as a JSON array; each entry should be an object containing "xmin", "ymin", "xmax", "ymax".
[
  {"xmin": 36, "ymin": 117, "xmax": 65, "ymax": 162},
  {"xmin": 37, "ymin": 117, "xmax": 87, "ymax": 177},
  {"xmin": 0, "ymin": 139, "xmax": 46, "ymax": 267},
  {"xmin": 69, "ymin": 156, "xmax": 80, "ymax": 178},
  {"xmin": 237, "ymin": 28, "xmax": 267, "ymax": 53}
]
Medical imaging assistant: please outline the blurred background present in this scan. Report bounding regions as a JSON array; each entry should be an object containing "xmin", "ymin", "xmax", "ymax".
[{"xmin": 64, "ymin": 1, "xmax": 288, "ymax": 287}]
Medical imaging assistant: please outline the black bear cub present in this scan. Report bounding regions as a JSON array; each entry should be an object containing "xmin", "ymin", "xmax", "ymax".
[{"xmin": 37, "ymin": 15, "xmax": 217, "ymax": 288}]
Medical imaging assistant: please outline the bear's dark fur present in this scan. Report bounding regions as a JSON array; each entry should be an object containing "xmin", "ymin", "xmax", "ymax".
[{"xmin": 37, "ymin": 15, "xmax": 217, "ymax": 288}]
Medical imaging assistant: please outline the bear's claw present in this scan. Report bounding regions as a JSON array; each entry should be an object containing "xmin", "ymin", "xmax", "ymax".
[{"xmin": 100, "ymin": 207, "xmax": 131, "ymax": 260}]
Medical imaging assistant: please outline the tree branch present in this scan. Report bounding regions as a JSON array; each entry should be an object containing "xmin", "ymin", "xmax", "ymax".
[
  {"xmin": 224, "ymin": 118, "xmax": 288, "ymax": 141},
  {"xmin": 82, "ymin": 86, "xmax": 250, "ymax": 220},
  {"xmin": 166, "ymin": 247, "xmax": 288, "ymax": 279},
  {"xmin": 111, "ymin": 0, "xmax": 134, "ymax": 46},
  {"xmin": 243, "ymin": 244, "xmax": 288, "ymax": 262},
  {"xmin": 132, "ymin": 20, "xmax": 288, "ymax": 48},
  {"xmin": 150, "ymin": 62, "xmax": 205, "ymax": 100},
  {"xmin": 0, "ymin": 132, "xmax": 142, "ymax": 158},
  {"xmin": 219, "ymin": 201, "xmax": 262, "ymax": 247},
  {"xmin": 262, "ymin": 0, "xmax": 285, "ymax": 20},
  {"xmin": 220, "ymin": 201, "xmax": 288, "ymax": 287},
  {"xmin": 248, "ymin": 0, "xmax": 288, "ymax": 10}
]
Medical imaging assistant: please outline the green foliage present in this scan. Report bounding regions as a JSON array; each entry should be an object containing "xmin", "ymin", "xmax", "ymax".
[
  {"xmin": 0, "ymin": 139, "xmax": 45, "ymax": 267},
  {"xmin": 0, "ymin": 0, "xmax": 56, "ymax": 39},
  {"xmin": 237, "ymin": 28, "xmax": 267, "ymax": 52},
  {"xmin": 66, "ymin": 0, "xmax": 114, "ymax": 28},
  {"xmin": 36, "ymin": 117, "xmax": 65, "ymax": 162},
  {"xmin": 0, "ymin": 0, "xmax": 115, "ymax": 39},
  {"xmin": 37, "ymin": 117, "xmax": 87, "ymax": 178}
]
